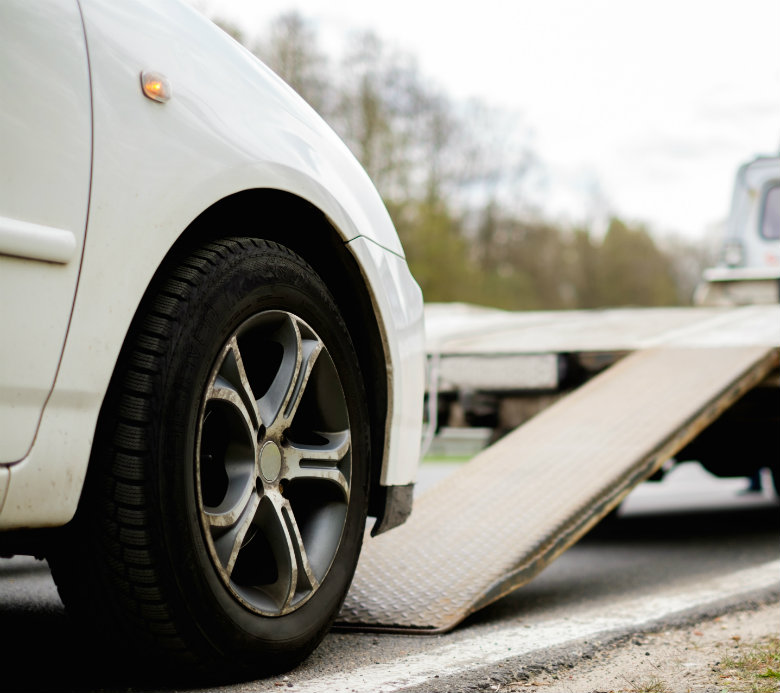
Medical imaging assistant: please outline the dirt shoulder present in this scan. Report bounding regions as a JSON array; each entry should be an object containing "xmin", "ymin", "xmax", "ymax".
[{"xmin": 504, "ymin": 601, "xmax": 780, "ymax": 692}]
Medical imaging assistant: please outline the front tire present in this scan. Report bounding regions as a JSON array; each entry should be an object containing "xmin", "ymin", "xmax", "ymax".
[{"xmin": 49, "ymin": 238, "xmax": 369, "ymax": 676}]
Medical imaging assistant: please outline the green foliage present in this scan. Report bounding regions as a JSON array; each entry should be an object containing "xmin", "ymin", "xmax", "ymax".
[
  {"xmin": 719, "ymin": 637, "xmax": 780, "ymax": 693},
  {"xmin": 219, "ymin": 11, "xmax": 704, "ymax": 311},
  {"xmin": 391, "ymin": 198, "xmax": 481, "ymax": 304},
  {"xmin": 468, "ymin": 207, "xmax": 684, "ymax": 310},
  {"xmin": 596, "ymin": 218, "xmax": 679, "ymax": 307}
]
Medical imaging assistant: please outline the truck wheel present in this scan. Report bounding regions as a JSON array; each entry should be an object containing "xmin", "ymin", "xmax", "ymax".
[{"xmin": 48, "ymin": 238, "xmax": 369, "ymax": 677}]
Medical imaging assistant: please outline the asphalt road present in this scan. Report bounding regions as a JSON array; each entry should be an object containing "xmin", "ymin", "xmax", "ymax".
[{"xmin": 1, "ymin": 462, "xmax": 778, "ymax": 692}]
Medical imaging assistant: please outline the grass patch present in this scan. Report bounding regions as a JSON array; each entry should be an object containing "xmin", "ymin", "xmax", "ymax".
[
  {"xmin": 719, "ymin": 636, "xmax": 780, "ymax": 692},
  {"xmin": 622, "ymin": 676, "xmax": 671, "ymax": 693}
]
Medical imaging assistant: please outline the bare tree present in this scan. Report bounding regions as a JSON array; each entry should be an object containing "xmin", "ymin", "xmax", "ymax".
[{"xmin": 254, "ymin": 12, "xmax": 330, "ymax": 115}]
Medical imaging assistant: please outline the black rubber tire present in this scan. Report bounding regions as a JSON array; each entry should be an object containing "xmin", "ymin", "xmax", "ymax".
[{"xmin": 48, "ymin": 238, "xmax": 369, "ymax": 678}]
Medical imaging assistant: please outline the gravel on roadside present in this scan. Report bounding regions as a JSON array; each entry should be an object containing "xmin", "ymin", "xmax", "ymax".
[{"xmin": 500, "ymin": 600, "xmax": 780, "ymax": 693}]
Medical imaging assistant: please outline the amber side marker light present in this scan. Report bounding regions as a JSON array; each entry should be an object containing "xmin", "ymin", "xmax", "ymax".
[{"xmin": 141, "ymin": 71, "xmax": 171, "ymax": 103}]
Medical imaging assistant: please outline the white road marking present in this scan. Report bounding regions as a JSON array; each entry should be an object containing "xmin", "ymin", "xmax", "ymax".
[{"xmin": 291, "ymin": 560, "xmax": 780, "ymax": 693}]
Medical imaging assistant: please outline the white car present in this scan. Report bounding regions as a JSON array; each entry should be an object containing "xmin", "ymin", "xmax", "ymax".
[{"xmin": 0, "ymin": 0, "xmax": 425, "ymax": 676}]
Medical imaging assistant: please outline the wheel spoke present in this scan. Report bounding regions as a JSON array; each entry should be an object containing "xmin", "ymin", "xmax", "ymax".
[
  {"xmin": 280, "ymin": 333, "xmax": 322, "ymax": 428},
  {"xmin": 206, "ymin": 490, "xmax": 261, "ymax": 577},
  {"xmin": 265, "ymin": 492, "xmax": 320, "ymax": 611},
  {"xmin": 201, "ymin": 454, "xmax": 256, "ymax": 527},
  {"xmin": 206, "ymin": 336, "xmax": 261, "ymax": 432},
  {"xmin": 286, "ymin": 430, "xmax": 351, "ymax": 498},
  {"xmin": 257, "ymin": 317, "xmax": 322, "ymax": 431}
]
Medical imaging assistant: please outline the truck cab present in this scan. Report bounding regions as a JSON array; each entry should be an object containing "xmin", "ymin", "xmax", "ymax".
[{"xmin": 695, "ymin": 155, "xmax": 780, "ymax": 305}]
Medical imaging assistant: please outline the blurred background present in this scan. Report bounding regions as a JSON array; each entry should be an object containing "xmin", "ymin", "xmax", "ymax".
[{"xmin": 189, "ymin": 0, "xmax": 779, "ymax": 311}]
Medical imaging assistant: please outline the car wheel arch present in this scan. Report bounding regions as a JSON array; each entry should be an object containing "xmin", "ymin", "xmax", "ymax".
[{"xmin": 125, "ymin": 188, "xmax": 391, "ymax": 525}]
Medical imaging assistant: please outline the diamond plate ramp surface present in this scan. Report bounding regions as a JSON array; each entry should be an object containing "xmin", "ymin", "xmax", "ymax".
[{"xmin": 337, "ymin": 346, "xmax": 779, "ymax": 632}]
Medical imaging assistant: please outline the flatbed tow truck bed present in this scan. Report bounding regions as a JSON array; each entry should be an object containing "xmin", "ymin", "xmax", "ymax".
[{"xmin": 337, "ymin": 304, "xmax": 780, "ymax": 632}]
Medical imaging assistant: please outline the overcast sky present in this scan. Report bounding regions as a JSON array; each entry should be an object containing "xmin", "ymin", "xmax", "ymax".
[{"xmin": 190, "ymin": 0, "xmax": 779, "ymax": 243}]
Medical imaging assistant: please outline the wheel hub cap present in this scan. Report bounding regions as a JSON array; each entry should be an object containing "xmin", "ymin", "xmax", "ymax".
[{"xmin": 259, "ymin": 441, "xmax": 282, "ymax": 483}]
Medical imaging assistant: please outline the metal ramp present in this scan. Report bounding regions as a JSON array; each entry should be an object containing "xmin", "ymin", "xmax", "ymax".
[{"xmin": 337, "ymin": 345, "xmax": 779, "ymax": 632}]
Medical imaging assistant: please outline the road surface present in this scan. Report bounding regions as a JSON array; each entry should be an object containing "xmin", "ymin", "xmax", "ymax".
[{"xmin": 1, "ymin": 461, "xmax": 778, "ymax": 692}]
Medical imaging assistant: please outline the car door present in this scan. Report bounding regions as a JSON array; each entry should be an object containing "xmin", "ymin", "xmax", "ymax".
[{"xmin": 0, "ymin": 0, "xmax": 92, "ymax": 463}]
